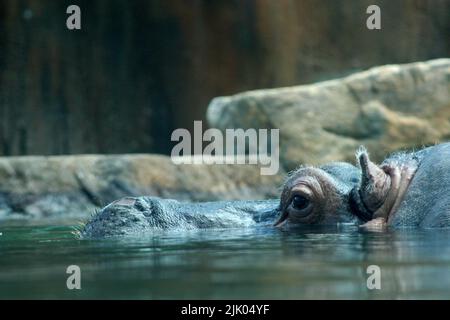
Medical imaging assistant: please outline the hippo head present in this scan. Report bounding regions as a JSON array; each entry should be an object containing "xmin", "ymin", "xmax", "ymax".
[
  {"xmin": 276, "ymin": 162, "xmax": 362, "ymax": 226},
  {"xmin": 276, "ymin": 146, "xmax": 418, "ymax": 227}
]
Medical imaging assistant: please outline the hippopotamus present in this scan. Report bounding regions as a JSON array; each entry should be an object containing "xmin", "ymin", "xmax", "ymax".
[{"xmin": 81, "ymin": 142, "xmax": 450, "ymax": 238}]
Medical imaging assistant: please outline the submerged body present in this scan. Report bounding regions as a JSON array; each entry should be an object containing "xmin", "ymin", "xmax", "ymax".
[
  {"xmin": 81, "ymin": 143, "xmax": 450, "ymax": 238},
  {"xmin": 382, "ymin": 143, "xmax": 450, "ymax": 227}
]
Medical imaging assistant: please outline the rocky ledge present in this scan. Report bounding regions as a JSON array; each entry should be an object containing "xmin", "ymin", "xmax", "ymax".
[
  {"xmin": 207, "ymin": 59, "xmax": 450, "ymax": 170},
  {"xmin": 0, "ymin": 155, "xmax": 284, "ymax": 220}
]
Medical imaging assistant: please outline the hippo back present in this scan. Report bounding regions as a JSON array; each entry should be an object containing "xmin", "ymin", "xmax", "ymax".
[{"xmin": 389, "ymin": 143, "xmax": 450, "ymax": 227}]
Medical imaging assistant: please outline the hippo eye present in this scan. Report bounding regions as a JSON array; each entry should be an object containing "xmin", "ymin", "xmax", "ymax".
[{"xmin": 291, "ymin": 195, "xmax": 309, "ymax": 210}]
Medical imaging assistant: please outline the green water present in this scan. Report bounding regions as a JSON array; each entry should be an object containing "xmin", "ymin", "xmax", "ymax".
[{"xmin": 0, "ymin": 220, "xmax": 449, "ymax": 299}]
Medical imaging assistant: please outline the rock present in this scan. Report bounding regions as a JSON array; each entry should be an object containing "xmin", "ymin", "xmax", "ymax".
[
  {"xmin": 0, "ymin": 155, "xmax": 284, "ymax": 220},
  {"xmin": 207, "ymin": 59, "xmax": 450, "ymax": 170}
]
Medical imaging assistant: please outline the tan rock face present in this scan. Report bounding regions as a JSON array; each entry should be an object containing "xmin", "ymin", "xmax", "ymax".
[{"xmin": 207, "ymin": 59, "xmax": 450, "ymax": 170}]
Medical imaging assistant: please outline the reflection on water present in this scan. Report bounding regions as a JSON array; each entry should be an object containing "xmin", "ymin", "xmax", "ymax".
[{"xmin": 0, "ymin": 220, "xmax": 449, "ymax": 299}]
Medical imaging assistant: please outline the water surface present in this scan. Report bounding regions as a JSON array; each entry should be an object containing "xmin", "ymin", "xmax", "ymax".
[{"xmin": 0, "ymin": 220, "xmax": 449, "ymax": 299}]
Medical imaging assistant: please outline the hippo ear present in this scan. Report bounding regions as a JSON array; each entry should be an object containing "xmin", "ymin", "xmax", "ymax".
[{"xmin": 355, "ymin": 147, "xmax": 390, "ymax": 213}]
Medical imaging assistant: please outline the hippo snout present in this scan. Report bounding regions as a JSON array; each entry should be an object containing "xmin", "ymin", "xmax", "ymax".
[{"xmin": 81, "ymin": 197, "xmax": 280, "ymax": 238}]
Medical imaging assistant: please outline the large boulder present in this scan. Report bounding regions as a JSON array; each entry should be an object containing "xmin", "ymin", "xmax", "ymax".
[
  {"xmin": 0, "ymin": 155, "xmax": 283, "ymax": 220},
  {"xmin": 207, "ymin": 59, "xmax": 450, "ymax": 170}
]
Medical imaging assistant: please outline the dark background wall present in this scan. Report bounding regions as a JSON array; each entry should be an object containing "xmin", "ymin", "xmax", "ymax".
[{"xmin": 0, "ymin": 0, "xmax": 449, "ymax": 156}]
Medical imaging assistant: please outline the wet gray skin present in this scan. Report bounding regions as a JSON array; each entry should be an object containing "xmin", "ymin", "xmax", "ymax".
[
  {"xmin": 81, "ymin": 143, "xmax": 450, "ymax": 238},
  {"xmin": 351, "ymin": 142, "xmax": 450, "ymax": 228},
  {"xmin": 81, "ymin": 162, "xmax": 362, "ymax": 238},
  {"xmin": 395, "ymin": 144, "xmax": 450, "ymax": 227},
  {"xmin": 81, "ymin": 198, "xmax": 280, "ymax": 238}
]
